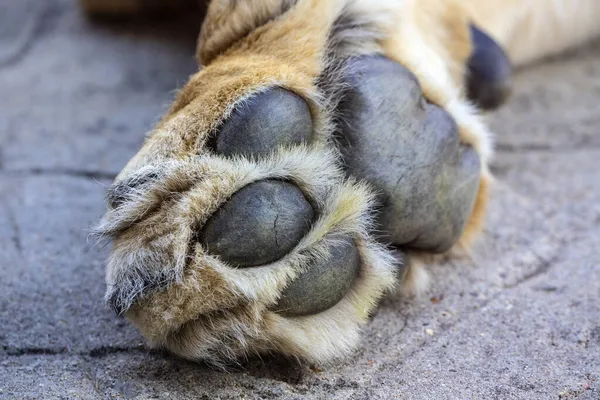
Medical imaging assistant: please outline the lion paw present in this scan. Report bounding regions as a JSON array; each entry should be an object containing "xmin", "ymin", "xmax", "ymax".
[{"xmin": 96, "ymin": 0, "xmax": 493, "ymax": 366}]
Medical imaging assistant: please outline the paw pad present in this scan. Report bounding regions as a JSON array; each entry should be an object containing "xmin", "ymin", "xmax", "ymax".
[
  {"xmin": 270, "ymin": 236, "xmax": 361, "ymax": 317},
  {"xmin": 210, "ymin": 88, "xmax": 313, "ymax": 157},
  {"xmin": 200, "ymin": 179, "xmax": 314, "ymax": 267},
  {"xmin": 338, "ymin": 55, "xmax": 481, "ymax": 252},
  {"xmin": 467, "ymin": 24, "xmax": 512, "ymax": 110}
]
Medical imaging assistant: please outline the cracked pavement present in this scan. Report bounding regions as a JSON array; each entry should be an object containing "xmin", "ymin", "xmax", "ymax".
[{"xmin": 1, "ymin": 1, "xmax": 599, "ymax": 399}]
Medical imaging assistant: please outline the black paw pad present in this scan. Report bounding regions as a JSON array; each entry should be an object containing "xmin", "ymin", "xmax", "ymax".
[
  {"xmin": 337, "ymin": 55, "xmax": 481, "ymax": 253},
  {"xmin": 467, "ymin": 24, "xmax": 512, "ymax": 110},
  {"xmin": 270, "ymin": 237, "xmax": 360, "ymax": 317},
  {"xmin": 211, "ymin": 88, "xmax": 313, "ymax": 157},
  {"xmin": 199, "ymin": 180, "xmax": 314, "ymax": 267}
]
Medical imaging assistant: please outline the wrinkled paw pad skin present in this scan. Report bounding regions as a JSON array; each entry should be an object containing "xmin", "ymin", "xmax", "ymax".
[{"xmin": 200, "ymin": 179, "xmax": 315, "ymax": 268}]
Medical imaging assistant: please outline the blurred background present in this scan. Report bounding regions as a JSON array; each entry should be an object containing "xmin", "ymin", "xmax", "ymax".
[{"xmin": 1, "ymin": 1, "xmax": 599, "ymax": 399}]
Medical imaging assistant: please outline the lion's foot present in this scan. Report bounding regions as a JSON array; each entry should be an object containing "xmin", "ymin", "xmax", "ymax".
[{"xmin": 96, "ymin": 0, "xmax": 497, "ymax": 366}]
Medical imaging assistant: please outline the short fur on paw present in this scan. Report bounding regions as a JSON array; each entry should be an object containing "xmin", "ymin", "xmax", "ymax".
[{"xmin": 95, "ymin": 0, "xmax": 493, "ymax": 367}]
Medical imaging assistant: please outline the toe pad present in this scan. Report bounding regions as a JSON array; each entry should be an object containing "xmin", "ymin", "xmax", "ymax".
[
  {"xmin": 271, "ymin": 237, "xmax": 360, "ymax": 317},
  {"xmin": 211, "ymin": 88, "xmax": 313, "ymax": 158},
  {"xmin": 200, "ymin": 180, "xmax": 314, "ymax": 267},
  {"xmin": 467, "ymin": 24, "xmax": 512, "ymax": 110}
]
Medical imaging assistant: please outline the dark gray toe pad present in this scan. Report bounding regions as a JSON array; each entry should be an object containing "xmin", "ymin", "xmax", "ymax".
[
  {"xmin": 211, "ymin": 88, "xmax": 313, "ymax": 158},
  {"xmin": 467, "ymin": 24, "xmax": 512, "ymax": 110},
  {"xmin": 200, "ymin": 180, "xmax": 314, "ymax": 267},
  {"xmin": 270, "ymin": 237, "xmax": 360, "ymax": 317}
]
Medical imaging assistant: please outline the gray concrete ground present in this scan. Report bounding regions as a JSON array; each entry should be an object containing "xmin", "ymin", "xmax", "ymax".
[{"xmin": 1, "ymin": 1, "xmax": 599, "ymax": 399}]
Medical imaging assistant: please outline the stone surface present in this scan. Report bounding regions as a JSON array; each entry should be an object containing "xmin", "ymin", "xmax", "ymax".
[
  {"xmin": 200, "ymin": 180, "xmax": 314, "ymax": 267},
  {"xmin": 338, "ymin": 56, "xmax": 481, "ymax": 253},
  {"xmin": 212, "ymin": 87, "xmax": 313, "ymax": 158},
  {"xmin": 1, "ymin": 1, "xmax": 599, "ymax": 399},
  {"xmin": 271, "ymin": 237, "xmax": 361, "ymax": 317}
]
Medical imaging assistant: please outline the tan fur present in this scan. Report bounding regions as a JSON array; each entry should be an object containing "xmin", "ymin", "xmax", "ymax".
[
  {"xmin": 114, "ymin": 148, "xmax": 397, "ymax": 364},
  {"xmin": 197, "ymin": 0, "xmax": 300, "ymax": 66},
  {"xmin": 462, "ymin": 0, "xmax": 600, "ymax": 67},
  {"xmin": 89, "ymin": 0, "xmax": 600, "ymax": 365},
  {"xmin": 82, "ymin": 0, "xmax": 600, "ymax": 65}
]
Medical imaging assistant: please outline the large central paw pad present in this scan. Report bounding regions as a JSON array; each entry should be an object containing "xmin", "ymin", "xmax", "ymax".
[{"xmin": 338, "ymin": 56, "xmax": 481, "ymax": 252}]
